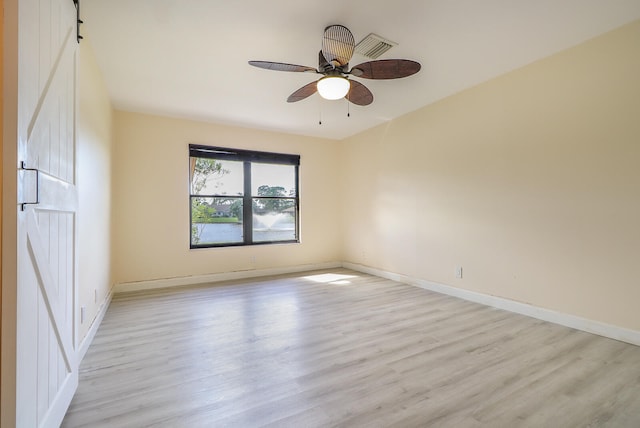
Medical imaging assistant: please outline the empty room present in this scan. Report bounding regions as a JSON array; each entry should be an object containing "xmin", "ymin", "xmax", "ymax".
[{"xmin": 2, "ymin": 1, "xmax": 640, "ymax": 427}]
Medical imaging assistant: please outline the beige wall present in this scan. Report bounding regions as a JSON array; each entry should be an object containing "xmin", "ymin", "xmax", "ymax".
[
  {"xmin": 341, "ymin": 20, "xmax": 640, "ymax": 331},
  {"xmin": 78, "ymin": 39, "xmax": 113, "ymax": 340},
  {"xmin": 112, "ymin": 112, "xmax": 342, "ymax": 285}
]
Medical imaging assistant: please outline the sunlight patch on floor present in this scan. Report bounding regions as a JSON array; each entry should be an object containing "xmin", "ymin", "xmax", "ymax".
[{"xmin": 302, "ymin": 273, "xmax": 358, "ymax": 285}]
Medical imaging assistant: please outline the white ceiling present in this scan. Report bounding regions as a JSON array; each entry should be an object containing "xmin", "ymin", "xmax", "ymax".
[{"xmin": 82, "ymin": 0, "xmax": 640, "ymax": 140}]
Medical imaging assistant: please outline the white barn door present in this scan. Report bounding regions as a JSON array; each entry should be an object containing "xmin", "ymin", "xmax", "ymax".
[{"xmin": 16, "ymin": 0, "xmax": 79, "ymax": 426}]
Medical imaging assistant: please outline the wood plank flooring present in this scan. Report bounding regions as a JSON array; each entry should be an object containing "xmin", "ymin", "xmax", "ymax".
[{"xmin": 62, "ymin": 269, "xmax": 640, "ymax": 427}]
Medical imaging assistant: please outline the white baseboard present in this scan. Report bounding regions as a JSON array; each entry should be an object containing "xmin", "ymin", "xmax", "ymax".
[
  {"xmin": 343, "ymin": 262, "xmax": 640, "ymax": 347},
  {"xmin": 106, "ymin": 260, "xmax": 640, "ymax": 347},
  {"xmin": 114, "ymin": 261, "xmax": 342, "ymax": 294},
  {"xmin": 78, "ymin": 289, "xmax": 113, "ymax": 362}
]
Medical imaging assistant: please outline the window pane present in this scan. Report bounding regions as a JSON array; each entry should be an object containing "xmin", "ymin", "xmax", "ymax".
[
  {"xmin": 189, "ymin": 146, "xmax": 300, "ymax": 248},
  {"xmin": 252, "ymin": 198, "xmax": 296, "ymax": 242},
  {"xmin": 191, "ymin": 197, "xmax": 243, "ymax": 245},
  {"xmin": 252, "ymin": 163, "xmax": 296, "ymax": 197},
  {"xmin": 191, "ymin": 158, "xmax": 244, "ymax": 196}
]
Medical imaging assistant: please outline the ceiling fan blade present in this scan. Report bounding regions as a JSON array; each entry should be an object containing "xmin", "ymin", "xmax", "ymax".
[
  {"xmin": 346, "ymin": 80, "xmax": 373, "ymax": 106},
  {"xmin": 350, "ymin": 59, "xmax": 421, "ymax": 79},
  {"xmin": 249, "ymin": 61, "xmax": 317, "ymax": 73},
  {"xmin": 287, "ymin": 81, "xmax": 318, "ymax": 103},
  {"xmin": 322, "ymin": 25, "xmax": 355, "ymax": 68}
]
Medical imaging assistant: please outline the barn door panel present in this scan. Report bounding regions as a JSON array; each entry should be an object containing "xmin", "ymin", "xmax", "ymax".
[{"xmin": 16, "ymin": 0, "xmax": 79, "ymax": 426}]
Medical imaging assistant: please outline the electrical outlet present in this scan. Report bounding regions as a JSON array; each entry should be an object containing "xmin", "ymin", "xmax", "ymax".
[{"xmin": 455, "ymin": 266, "xmax": 463, "ymax": 279}]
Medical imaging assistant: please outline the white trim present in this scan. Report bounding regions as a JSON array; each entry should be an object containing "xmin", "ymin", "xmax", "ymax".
[
  {"xmin": 114, "ymin": 262, "xmax": 342, "ymax": 294},
  {"xmin": 343, "ymin": 262, "xmax": 640, "ymax": 347},
  {"xmin": 104, "ymin": 261, "xmax": 640, "ymax": 348},
  {"xmin": 77, "ymin": 289, "xmax": 113, "ymax": 362},
  {"xmin": 40, "ymin": 370, "xmax": 78, "ymax": 428}
]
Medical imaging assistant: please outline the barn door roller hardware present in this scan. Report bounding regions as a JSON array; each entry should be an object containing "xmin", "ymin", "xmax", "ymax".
[
  {"xmin": 19, "ymin": 162, "xmax": 40, "ymax": 211},
  {"xmin": 73, "ymin": 0, "xmax": 83, "ymax": 43}
]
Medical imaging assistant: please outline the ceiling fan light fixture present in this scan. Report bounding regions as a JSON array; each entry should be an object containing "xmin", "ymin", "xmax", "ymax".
[{"xmin": 317, "ymin": 76, "xmax": 350, "ymax": 100}]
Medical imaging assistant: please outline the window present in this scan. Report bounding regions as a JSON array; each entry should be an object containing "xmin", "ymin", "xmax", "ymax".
[{"xmin": 189, "ymin": 144, "xmax": 300, "ymax": 248}]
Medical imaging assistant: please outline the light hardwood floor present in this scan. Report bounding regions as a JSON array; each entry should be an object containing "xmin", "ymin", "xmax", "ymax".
[{"xmin": 62, "ymin": 269, "xmax": 640, "ymax": 427}]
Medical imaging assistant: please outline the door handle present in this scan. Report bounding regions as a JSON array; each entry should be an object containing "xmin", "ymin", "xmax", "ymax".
[{"xmin": 20, "ymin": 161, "xmax": 40, "ymax": 211}]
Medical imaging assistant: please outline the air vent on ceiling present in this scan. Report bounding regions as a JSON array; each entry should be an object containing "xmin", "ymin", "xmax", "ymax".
[{"xmin": 354, "ymin": 33, "xmax": 397, "ymax": 59}]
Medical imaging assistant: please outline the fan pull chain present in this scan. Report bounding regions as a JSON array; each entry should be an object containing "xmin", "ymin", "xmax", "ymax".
[
  {"xmin": 318, "ymin": 97, "xmax": 323, "ymax": 125},
  {"xmin": 345, "ymin": 83, "xmax": 351, "ymax": 118}
]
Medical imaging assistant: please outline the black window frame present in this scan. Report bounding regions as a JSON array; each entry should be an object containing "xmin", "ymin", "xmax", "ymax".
[{"xmin": 189, "ymin": 144, "xmax": 300, "ymax": 248}]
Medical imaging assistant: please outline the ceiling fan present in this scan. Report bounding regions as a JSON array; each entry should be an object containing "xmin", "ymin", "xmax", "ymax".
[{"xmin": 249, "ymin": 25, "xmax": 421, "ymax": 106}]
